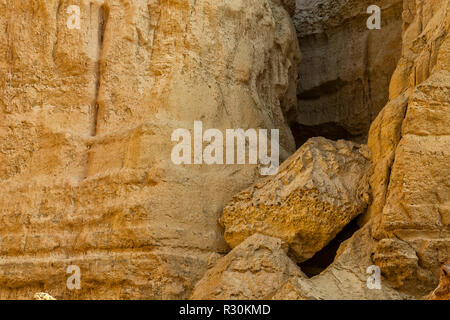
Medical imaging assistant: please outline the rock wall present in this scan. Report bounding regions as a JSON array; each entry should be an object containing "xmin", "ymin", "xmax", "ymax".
[
  {"xmin": 0, "ymin": 0, "xmax": 300, "ymax": 299},
  {"xmin": 293, "ymin": 0, "xmax": 403, "ymax": 142},
  {"xmin": 368, "ymin": 0, "xmax": 450, "ymax": 296},
  {"xmin": 427, "ymin": 260, "xmax": 450, "ymax": 300}
]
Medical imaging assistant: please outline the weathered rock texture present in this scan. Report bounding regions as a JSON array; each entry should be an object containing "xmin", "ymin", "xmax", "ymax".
[
  {"xmin": 271, "ymin": 224, "xmax": 406, "ymax": 300},
  {"xmin": 293, "ymin": 0, "xmax": 403, "ymax": 141},
  {"xmin": 33, "ymin": 292, "xmax": 56, "ymax": 300},
  {"xmin": 191, "ymin": 233, "xmax": 305, "ymax": 300},
  {"xmin": 0, "ymin": 0, "xmax": 300, "ymax": 299},
  {"xmin": 220, "ymin": 137, "xmax": 371, "ymax": 262},
  {"xmin": 194, "ymin": 223, "xmax": 407, "ymax": 300},
  {"xmin": 366, "ymin": 0, "xmax": 450, "ymax": 296},
  {"xmin": 427, "ymin": 260, "xmax": 450, "ymax": 300},
  {"xmin": 199, "ymin": 0, "xmax": 450, "ymax": 300},
  {"xmin": 249, "ymin": 0, "xmax": 450, "ymax": 300},
  {"xmin": 1, "ymin": 0, "xmax": 449, "ymax": 301}
]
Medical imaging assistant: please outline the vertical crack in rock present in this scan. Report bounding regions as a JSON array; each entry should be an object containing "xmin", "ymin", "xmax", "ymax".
[
  {"xmin": 147, "ymin": 2, "xmax": 161, "ymax": 63},
  {"xmin": 91, "ymin": 3, "xmax": 108, "ymax": 137},
  {"xmin": 52, "ymin": 0, "xmax": 62, "ymax": 63},
  {"xmin": 4, "ymin": 4, "xmax": 13, "ymax": 112}
]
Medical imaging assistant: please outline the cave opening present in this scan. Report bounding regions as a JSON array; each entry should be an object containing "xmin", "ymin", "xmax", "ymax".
[{"xmin": 298, "ymin": 217, "xmax": 361, "ymax": 278}]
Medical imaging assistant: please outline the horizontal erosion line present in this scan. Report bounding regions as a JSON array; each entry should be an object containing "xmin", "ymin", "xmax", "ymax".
[{"xmin": 0, "ymin": 245, "xmax": 219, "ymax": 264}]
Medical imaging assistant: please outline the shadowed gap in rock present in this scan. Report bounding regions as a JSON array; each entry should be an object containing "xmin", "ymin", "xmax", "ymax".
[
  {"xmin": 290, "ymin": 122, "xmax": 361, "ymax": 148},
  {"xmin": 298, "ymin": 217, "xmax": 360, "ymax": 278}
]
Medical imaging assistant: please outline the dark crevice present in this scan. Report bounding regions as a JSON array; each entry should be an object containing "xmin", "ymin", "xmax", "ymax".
[
  {"xmin": 298, "ymin": 217, "xmax": 360, "ymax": 278},
  {"xmin": 52, "ymin": 0, "xmax": 62, "ymax": 62},
  {"xmin": 98, "ymin": 5, "xmax": 108, "ymax": 46},
  {"xmin": 290, "ymin": 122, "xmax": 361, "ymax": 148}
]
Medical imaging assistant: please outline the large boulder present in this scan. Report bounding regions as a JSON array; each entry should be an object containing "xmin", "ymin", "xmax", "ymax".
[
  {"xmin": 192, "ymin": 224, "xmax": 407, "ymax": 300},
  {"xmin": 190, "ymin": 233, "xmax": 305, "ymax": 300},
  {"xmin": 220, "ymin": 137, "xmax": 372, "ymax": 262}
]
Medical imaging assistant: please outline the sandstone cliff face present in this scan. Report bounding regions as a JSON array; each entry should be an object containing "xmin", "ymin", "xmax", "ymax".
[
  {"xmin": 292, "ymin": 0, "xmax": 403, "ymax": 141},
  {"xmin": 1, "ymin": 0, "xmax": 449, "ymax": 301},
  {"xmin": 367, "ymin": 0, "xmax": 450, "ymax": 296},
  {"xmin": 220, "ymin": 137, "xmax": 371, "ymax": 262},
  {"xmin": 0, "ymin": 0, "xmax": 300, "ymax": 299}
]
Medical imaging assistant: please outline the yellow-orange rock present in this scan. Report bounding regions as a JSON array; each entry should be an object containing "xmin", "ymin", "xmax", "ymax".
[
  {"xmin": 367, "ymin": 0, "xmax": 450, "ymax": 296},
  {"xmin": 271, "ymin": 224, "xmax": 407, "ymax": 300},
  {"xmin": 0, "ymin": 0, "xmax": 449, "ymax": 301},
  {"xmin": 33, "ymin": 292, "xmax": 56, "ymax": 300},
  {"xmin": 214, "ymin": 0, "xmax": 450, "ymax": 300},
  {"xmin": 220, "ymin": 137, "xmax": 372, "ymax": 262},
  {"xmin": 0, "ymin": 0, "xmax": 300, "ymax": 299},
  {"xmin": 194, "ymin": 223, "xmax": 407, "ymax": 300},
  {"xmin": 427, "ymin": 260, "xmax": 450, "ymax": 300},
  {"xmin": 190, "ymin": 233, "xmax": 305, "ymax": 300}
]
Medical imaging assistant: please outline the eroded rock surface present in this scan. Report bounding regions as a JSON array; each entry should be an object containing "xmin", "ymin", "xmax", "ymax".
[
  {"xmin": 427, "ymin": 260, "xmax": 450, "ymax": 300},
  {"xmin": 190, "ymin": 234, "xmax": 305, "ymax": 300},
  {"xmin": 221, "ymin": 137, "xmax": 371, "ymax": 262},
  {"xmin": 367, "ymin": 0, "xmax": 450, "ymax": 296},
  {"xmin": 272, "ymin": 224, "xmax": 407, "ymax": 300},
  {"xmin": 0, "ymin": 0, "xmax": 448, "ymax": 301},
  {"xmin": 0, "ymin": 0, "xmax": 300, "ymax": 299},
  {"xmin": 212, "ymin": 0, "xmax": 450, "ymax": 300},
  {"xmin": 33, "ymin": 292, "xmax": 56, "ymax": 300}
]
